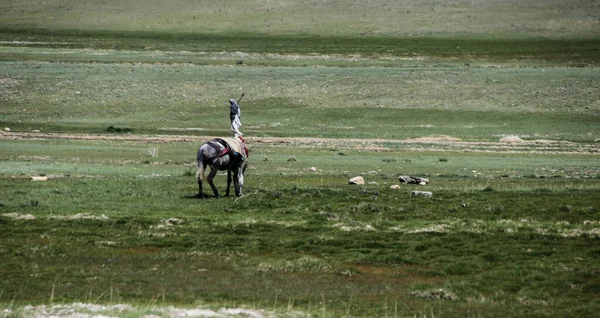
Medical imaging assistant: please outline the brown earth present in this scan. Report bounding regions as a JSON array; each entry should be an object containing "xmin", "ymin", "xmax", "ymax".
[{"xmin": 1, "ymin": 131, "xmax": 598, "ymax": 154}]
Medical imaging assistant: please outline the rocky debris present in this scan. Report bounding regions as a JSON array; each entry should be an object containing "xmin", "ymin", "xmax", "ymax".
[
  {"xmin": 333, "ymin": 223, "xmax": 376, "ymax": 232},
  {"xmin": 30, "ymin": 176, "xmax": 48, "ymax": 181},
  {"xmin": 411, "ymin": 191, "xmax": 432, "ymax": 197},
  {"xmin": 348, "ymin": 176, "xmax": 365, "ymax": 185},
  {"xmin": 2, "ymin": 213, "xmax": 36, "ymax": 220},
  {"xmin": 51, "ymin": 213, "xmax": 109, "ymax": 220},
  {"xmin": 399, "ymin": 175, "xmax": 429, "ymax": 185},
  {"xmin": 410, "ymin": 288, "xmax": 459, "ymax": 301},
  {"xmin": 389, "ymin": 184, "xmax": 401, "ymax": 190},
  {"xmin": 2, "ymin": 303, "xmax": 294, "ymax": 318},
  {"xmin": 164, "ymin": 218, "xmax": 184, "ymax": 225}
]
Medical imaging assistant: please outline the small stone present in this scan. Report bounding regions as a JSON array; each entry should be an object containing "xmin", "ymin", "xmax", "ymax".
[
  {"xmin": 500, "ymin": 135, "xmax": 524, "ymax": 143},
  {"xmin": 399, "ymin": 176, "xmax": 430, "ymax": 184},
  {"xmin": 348, "ymin": 176, "xmax": 365, "ymax": 185},
  {"xmin": 411, "ymin": 191, "xmax": 432, "ymax": 197},
  {"xmin": 164, "ymin": 218, "xmax": 183, "ymax": 225}
]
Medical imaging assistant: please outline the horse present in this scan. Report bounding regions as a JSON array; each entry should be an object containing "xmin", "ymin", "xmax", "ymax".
[{"xmin": 195, "ymin": 137, "xmax": 248, "ymax": 198}]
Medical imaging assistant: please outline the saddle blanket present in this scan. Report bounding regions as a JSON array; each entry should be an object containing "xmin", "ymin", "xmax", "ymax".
[{"xmin": 216, "ymin": 137, "xmax": 249, "ymax": 159}]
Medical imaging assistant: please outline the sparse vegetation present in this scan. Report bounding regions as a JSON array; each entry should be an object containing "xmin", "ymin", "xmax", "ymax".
[
  {"xmin": 1, "ymin": 139, "xmax": 598, "ymax": 316},
  {"xmin": 0, "ymin": 0, "xmax": 599, "ymax": 316}
]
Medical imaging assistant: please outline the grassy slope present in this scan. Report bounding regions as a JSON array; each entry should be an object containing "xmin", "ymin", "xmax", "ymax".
[
  {"xmin": 1, "ymin": 1, "xmax": 599, "ymax": 317},
  {"xmin": 1, "ymin": 0, "xmax": 599, "ymax": 65},
  {"xmin": 1, "ymin": 140, "xmax": 599, "ymax": 316},
  {"xmin": 1, "ymin": 62, "xmax": 598, "ymax": 141},
  {"xmin": 1, "ymin": 0, "xmax": 599, "ymax": 39},
  {"xmin": 1, "ymin": 3, "xmax": 598, "ymax": 141}
]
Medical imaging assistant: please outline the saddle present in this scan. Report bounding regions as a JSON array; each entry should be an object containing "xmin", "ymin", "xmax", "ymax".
[{"xmin": 206, "ymin": 136, "xmax": 249, "ymax": 163}]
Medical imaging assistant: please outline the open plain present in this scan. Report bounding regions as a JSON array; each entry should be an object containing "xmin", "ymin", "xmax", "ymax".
[{"xmin": 1, "ymin": 1, "xmax": 599, "ymax": 317}]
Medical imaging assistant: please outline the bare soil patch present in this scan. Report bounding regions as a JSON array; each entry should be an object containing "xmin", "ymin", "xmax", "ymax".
[
  {"xmin": 1, "ymin": 131, "xmax": 598, "ymax": 154},
  {"xmin": 2, "ymin": 303, "xmax": 299, "ymax": 318}
]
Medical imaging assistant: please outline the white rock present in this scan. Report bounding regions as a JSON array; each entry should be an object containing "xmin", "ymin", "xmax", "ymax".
[
  {"xmin": 348, "ymin": 176, "xmax": 365, "ymax": 185},
  {"xmin": 390, "ymin": 185, "xmax": 401, "ymax": 190},
  {"xmin": 3, "ymin": 127, "xmax": 10, "ymax": 132},
  {"xmin": 500, "ymin": 135, "xmax": 524, "ymax": 143}
]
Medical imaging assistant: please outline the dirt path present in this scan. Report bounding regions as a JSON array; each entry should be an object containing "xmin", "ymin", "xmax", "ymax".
[{"xmin": 1, "ymin": 131, "xmax": 598, "ymax": 154}]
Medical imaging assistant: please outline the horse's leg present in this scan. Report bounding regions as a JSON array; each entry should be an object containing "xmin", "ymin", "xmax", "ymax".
[
  {"xmin": 207, "ymin": 166, "xmax": 220, "ymax": 198},
  {"xmin": 197, "ymin": 177, "xmax": 204, "ymax": 199},
  {"xmin": 196, "ymin": 156, "xmax": 206, "ymax": 199},
  {"xmin": 234, "ymin": 165, "xmax": 245, "ymax": 197},
  {"xmin": 226, "ymin": 169, "xmax": 232, "ymax": 197}
]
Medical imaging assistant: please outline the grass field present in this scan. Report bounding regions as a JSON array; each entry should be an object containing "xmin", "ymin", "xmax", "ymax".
[
  {"xmin": 1, "ymin": 0, "xmax": 599, "ymax": 39},
  {"xmin": 2, "ymin": 62, "xmax": 599, "ymax": 142},
  {"xmin": 1, "ymin": 137, "xmax": 599, "ymax": 317},
  {"xmin": 1, "ymin": 1, "xmax": 599, "ymax": 317}
]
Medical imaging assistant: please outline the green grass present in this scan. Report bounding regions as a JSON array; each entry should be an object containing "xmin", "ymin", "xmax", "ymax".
[
  {"xmin": 2, "ymin": 0, "xmax": 600, "ymax": 66},
  {"xmin": 2, "ymin": 30, "xmax": 599, "ymax": 66},
  {"xmin": 2, "ymin": 62, "xmax": 599, "ymax": 141},
  {"xmin": 1, "ymin": 175, "xmax": 599, "ymax": 316},
  {"xmin": 1, "ymin": 0, "xmax": 599, "ymax": 40},
  {"xmin": 1, "ymin": 0, "xmax": 599, "ymax": 316},
  {"xmin": 1, "ymin": 139, "xmax": 599, "ymax": 316}
]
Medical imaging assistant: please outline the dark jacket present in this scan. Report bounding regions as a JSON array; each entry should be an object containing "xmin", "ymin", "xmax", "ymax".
[{"xmin": 229, "ymin": 100, "xmax": 240, "ymax": 121}]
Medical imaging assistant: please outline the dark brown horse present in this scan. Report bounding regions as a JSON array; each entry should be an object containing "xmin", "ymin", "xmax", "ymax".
[{"xmin": 195, "ymin": 138, "xmax": 248, "ymax": 198}]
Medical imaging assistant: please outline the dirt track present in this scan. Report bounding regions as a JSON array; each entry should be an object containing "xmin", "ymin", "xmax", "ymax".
[{"xmin": 1, "ymin": 131, "xmax": 598, "ymax": 154}]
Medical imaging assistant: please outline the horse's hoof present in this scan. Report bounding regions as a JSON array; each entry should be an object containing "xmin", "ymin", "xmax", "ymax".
[{"xmin": 195, "ymin": 193, "xmax": 205, "ymax": 199}]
